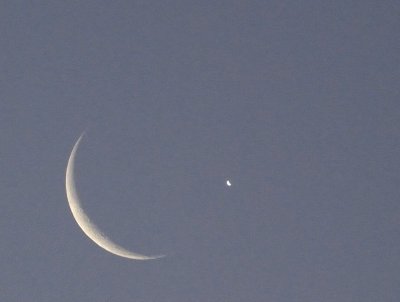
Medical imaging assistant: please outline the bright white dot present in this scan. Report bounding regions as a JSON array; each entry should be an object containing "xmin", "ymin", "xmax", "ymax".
[{"xmin": 226, "ymin": 180, "xmax": 232, "ymax": 186}]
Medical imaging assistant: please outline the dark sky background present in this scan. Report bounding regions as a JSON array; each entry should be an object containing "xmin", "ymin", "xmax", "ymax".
[{"xmin": 1, "ymin": 1, "xmax": 399, "ymax": 301}]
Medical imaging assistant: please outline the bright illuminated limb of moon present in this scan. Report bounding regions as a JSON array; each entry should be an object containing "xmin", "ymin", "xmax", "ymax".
[
  {"xmin": 226, "ymin": 180, "xmax": 232, "ymax": 186},
  {"xmin": 65, "ymin": 133, "xmax": 164, "ymax": 260}
]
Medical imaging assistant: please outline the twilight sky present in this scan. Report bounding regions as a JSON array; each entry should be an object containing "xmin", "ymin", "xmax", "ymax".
[{"xmin": 1, "ymin": 1, "xmax": 399, "ymax": 301}]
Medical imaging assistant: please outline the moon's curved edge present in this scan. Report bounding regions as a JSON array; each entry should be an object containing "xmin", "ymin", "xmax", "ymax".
[{"xmin": 65, "ymin": 132, "xmax": 165, "ymax": 260}]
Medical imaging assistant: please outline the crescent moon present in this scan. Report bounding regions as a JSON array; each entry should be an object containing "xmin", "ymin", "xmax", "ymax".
[{"xmin": 65, "ymin": 133, "xmax": 164, "ymax": 260}]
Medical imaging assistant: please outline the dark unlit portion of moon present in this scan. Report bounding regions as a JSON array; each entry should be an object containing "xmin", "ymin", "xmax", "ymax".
[{"xmin": 65, "ymin": 133, "xmax": 164, "ymax": 260}]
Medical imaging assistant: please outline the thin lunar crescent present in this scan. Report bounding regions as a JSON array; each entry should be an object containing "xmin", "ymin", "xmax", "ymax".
[{"xmin": 65, "ymin": 133, "xmax": 164, "ymax": 260}]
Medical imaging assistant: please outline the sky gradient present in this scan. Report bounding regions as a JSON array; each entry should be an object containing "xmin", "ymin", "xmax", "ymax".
[{"xmin": 1, "ymin": 1, "xmax": 399, "ymax": 301}]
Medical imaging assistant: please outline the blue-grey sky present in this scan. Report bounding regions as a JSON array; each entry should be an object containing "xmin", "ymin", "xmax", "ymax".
[{"xmin": 1, "ymin": 1, "xmax": 399, "ymax": 301}]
